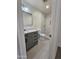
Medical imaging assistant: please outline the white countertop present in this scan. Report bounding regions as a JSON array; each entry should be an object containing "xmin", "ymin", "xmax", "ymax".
[{"xmin": 24, "ymin": 26, "xmax": 41, "ymax": 34}]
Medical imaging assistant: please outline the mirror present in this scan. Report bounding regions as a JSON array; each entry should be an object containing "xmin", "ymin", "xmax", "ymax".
[
  {"xmin": 22, "ymin": 7, "xmax": 33, "ymax": 26},
  {"xmin": 23, "ymin": 12, "xmax": 33, "ymax": 26}
]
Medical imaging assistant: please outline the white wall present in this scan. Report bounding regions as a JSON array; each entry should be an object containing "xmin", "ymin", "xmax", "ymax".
[{"xmin": 45, "ymin": 14, "xmax": 51, "ymax": 36}]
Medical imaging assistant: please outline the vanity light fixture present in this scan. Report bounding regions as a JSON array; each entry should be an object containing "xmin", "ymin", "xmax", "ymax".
[{"xmin": 22, "ymin": 7, "xmax": 30, "ymax": 12}]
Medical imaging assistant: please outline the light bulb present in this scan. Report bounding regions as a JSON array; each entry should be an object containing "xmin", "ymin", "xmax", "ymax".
[{"xmin": 46, "ymin": 5, "xmax": 49, "ymax": 9}]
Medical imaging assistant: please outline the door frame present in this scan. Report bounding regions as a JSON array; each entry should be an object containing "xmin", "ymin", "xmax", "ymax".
[{"xmin": 17, "ymin": 0, "xmax": 27, "ymax": 59}]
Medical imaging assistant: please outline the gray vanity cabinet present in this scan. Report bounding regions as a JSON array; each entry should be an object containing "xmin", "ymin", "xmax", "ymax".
[{"xmin": 25, "ymin": 31, "xmax": 39, "ymax": 51}]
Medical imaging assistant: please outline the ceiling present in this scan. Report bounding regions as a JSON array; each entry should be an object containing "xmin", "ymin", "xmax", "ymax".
[{"xmin": 22, "ymin": 0, "xmax": 51, "ymax": 14}]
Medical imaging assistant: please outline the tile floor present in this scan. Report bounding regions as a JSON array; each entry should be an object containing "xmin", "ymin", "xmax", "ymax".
[
  {"xmin": 27, "ymin": 37, "xmax": 61, "ymax": 59},
  {"xmin": 27, "ymin": 37, "xmax": 50, "ymax": 59}
]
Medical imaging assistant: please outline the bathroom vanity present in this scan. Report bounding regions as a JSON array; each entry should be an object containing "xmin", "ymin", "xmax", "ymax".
[{"xmin": 24, "ymin": 27, "xmax": 40, "ymax": 51}]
